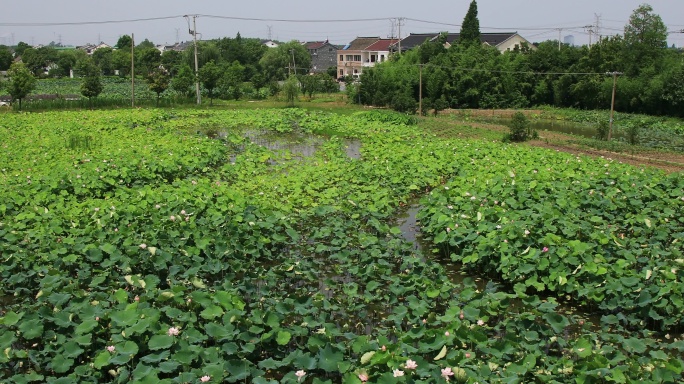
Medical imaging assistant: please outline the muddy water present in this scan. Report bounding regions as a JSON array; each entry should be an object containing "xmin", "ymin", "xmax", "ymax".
[{"xmin": 215, "ymin": 129, "xmax": 362, "ymax": 161}]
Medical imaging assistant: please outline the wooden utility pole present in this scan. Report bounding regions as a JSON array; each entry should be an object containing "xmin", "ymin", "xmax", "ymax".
[
  {"xmin": 131, "ymin": 33, "xmax": 135, "ymax": 107},
  {"xmin": 192, "ymin": 16, "xmax": 201, "ymax": 105},
  {"xmin": 397, "ymin": 18, "xmax": 404, "ymax": 54},
  {"xmin": 185, "ymin": 15, "xmax": 201, "ymax": 105},
  {"xmin": 557, "ymin": 28, "xmax": 562, "ymax": 51},
  {"xmin": 418, "ymin": 64, "xmax": 423, "ymax": 116},
  {"xmin": 607, "ymin": 71, "xmax": 622, "ymax": 140}
]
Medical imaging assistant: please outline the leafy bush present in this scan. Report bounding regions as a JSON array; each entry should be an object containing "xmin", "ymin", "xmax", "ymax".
[{"xmin": 507, "ymin": 111, "xmax": 535, "ymax": 142}]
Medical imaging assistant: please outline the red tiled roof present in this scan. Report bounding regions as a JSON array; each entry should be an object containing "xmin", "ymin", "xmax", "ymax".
[{"xmin": 365, "ymin": 39, "xmax": 399, "ymax": 51}]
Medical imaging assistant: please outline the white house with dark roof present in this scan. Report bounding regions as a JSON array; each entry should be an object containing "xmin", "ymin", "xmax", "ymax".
[{"xmin": 391, "ymin": 32, "xmax": 533, "ymax": 53}]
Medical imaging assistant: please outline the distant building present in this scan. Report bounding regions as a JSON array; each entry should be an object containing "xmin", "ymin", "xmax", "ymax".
[
  {"xmin": 261, "ymin": 40, "xmax": 279, "ymax": 48},
  {"xmin": 304, "ymin": 40, "xmax": 340, "ymax": 74},
  {"xmin": 564, "ymin": 35, "xmax": 575, "ymax": 46},
  {"xmin": 76, "ymin": 42, "xmax": 112, "ymax": 55},
  {"xmin": 391, "ymin": 32, "xmax": 534, "ymax": 53},
  {"xmin": 337, "ymin": 37, "xmax": 397, "ymax": 80}
]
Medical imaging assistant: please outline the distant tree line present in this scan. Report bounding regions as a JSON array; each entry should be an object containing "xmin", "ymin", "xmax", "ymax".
[
  {"xmin": 352, "ymin": 3, "xmax": 684, "ymax": 118},
  {"xmin": 0, "ymin": 33, "xmax": 339, "ymax": 105}
]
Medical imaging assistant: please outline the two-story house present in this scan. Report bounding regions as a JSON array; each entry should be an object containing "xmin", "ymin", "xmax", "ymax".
[
  {"xmin": 337, "ymin": 37, "xmax": 398, "ymax": 80},
  {"xmin": 305, "ymin": 40, "xmax": 340, "ymax": 74}
]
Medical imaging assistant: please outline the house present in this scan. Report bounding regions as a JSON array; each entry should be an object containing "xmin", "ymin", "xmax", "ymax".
[
  {"xmin": 391, "ymin": 32, "xmax": 533, "ymax": 53},
  {"xmin": 337, "ymin": 37, "xmax": 398, "ymax": 80},
  {"xmin": 261, "ymin": 40, "xmax": 279, "ymax": 48},
  {"xmin": 156, "ymin": 41, "xmax": 193, "ymax": 53},
  {"xmin": 77, "ymin": 42, "xmax": 112, "ymax": 55},
  {"xmin": 304, "ymin": 40, "xmax": 340, "ymax": 74}
]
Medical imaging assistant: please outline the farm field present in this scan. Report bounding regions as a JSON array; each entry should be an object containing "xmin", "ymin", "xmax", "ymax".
[{"xmin": 1, "ymin": 108, "xmax": 684, "ymax": 383}]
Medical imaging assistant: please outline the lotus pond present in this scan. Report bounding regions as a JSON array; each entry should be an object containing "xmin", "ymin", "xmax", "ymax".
[{"xmin": 1, "ymin": 108, "xmax": 684, "ymax": 383}]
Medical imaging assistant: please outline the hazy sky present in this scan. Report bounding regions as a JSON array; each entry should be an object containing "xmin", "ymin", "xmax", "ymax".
[{"xmin": 1, "ymin": 1, "xmax": 682, "ymax": 48}]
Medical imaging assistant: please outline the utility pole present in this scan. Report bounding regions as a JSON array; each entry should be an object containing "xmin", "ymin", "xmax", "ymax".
[
  {"xmin": 606, "ymin": 71, "xmax": 622, "ymax": 140},
  {"xmin": 418, "ymin": 64, "xmax": 423, "ymax": 116},
  {"xmin": 185, "ymin": 15, "xmax": 201, "ymax": 105},
  {"xmin": 291, "ymin": 49, "xmax": 297, "ymax": 75},
  {"xmin": 557, "ymin": 28, "xmax": 562, "ymax": 51},
  {"xmin": 584, "ymin": 25, "xmax": 594, "ymax": 47},
  {"xmin": 131, "ymin": 33, "xmax": 135, "ymax": 107},
  {"xmin": 397, "ymin": 18, "xmax": 404, "ymax": 54}
]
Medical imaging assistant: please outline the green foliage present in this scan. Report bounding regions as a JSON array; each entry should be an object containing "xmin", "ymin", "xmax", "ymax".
[
  {"xmin": 0, "ymin": 45, "xmax": 13, "ymax": 71},
  {"xmin": 507, "ymin": 111, "xmax": 533, "ymax": 142},
  {"xmin": 1, "ymin": 108, "xmax": 684, "ymax": 383},
  {"xmin": 198, "ymin": 60, "xmax": 222, "ymax": 105},
  {"xmin": 459, "ymin": 0, "xmax": 481, "ymax": 46},
  {"xmin": 80, "ymin": 59, "xmax": 103, "ymax": 100},
  {"xmin": 282, "ymin": 75, "xmax": 300, "ymax": 106},
  {"xmin": 171, "ymin": 65, "xmax": 196, "ymax": 98},
  {"xmin": 146, "ymin": 67, "xmax": 170, "ymax": 105},
  {"xmin": 6, "ymin": 62, "xmax": 37, "ymax": 109}
]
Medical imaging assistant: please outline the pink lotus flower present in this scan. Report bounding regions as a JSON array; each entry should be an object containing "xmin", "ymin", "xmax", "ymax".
[
  {"xmin": 477, "ymin": 319, "xmax": 485, "ymax": 326},
  {"xmin": 170, "ymin": 215, "xmax": 176, "ymax": 221},
  {"xmin": 167, "ymin": 327, "xmax": 180, "ymax": 336},
  {"xmin": 295, "ymin": 370, "xmax": 306, "ymax": 382},
  {"xmin": 393, "ymin": 369, "xmax": 405, "ymax": 377},
  {"xmin": 106, "ymin": 345, "xmax": 115, "ymax": 353},
  {"xmin": 200, "ymin": 376, "xmax": 210, "ymax": 382},
  {"xmin": 441, "ymin": 367, "xmax": 454, "ymax": 381},
  {"xmin": 358, "ymin": 373, "xmax": 369, "ymax": 382},
  {"xmin": 444, "ymin": 331, "xmax": 450, "ymax": 336},
  {"xmin": 139, "ymin": 243, "xmax": 147, "ymax": 249},
  {"xmin": 542, "ymin": 247, "xmax": 549, "ymax": 252},
  {"xmin": 405, "ymin": 359, "xmax": 418, "ymax": 370},
  {"xmin": 381, "ymin": 345, "xmax": 386, "ymax": 351},
  {"xmin": 465, "ymin": 352, "xmax": 471, "ymax": 358}
]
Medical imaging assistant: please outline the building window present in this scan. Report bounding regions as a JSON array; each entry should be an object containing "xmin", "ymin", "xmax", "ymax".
[
  {"xmin": 353, "ymin": 55, "xmax": 361, "ymax": 61},
  {"xmin": 346, "ymin": 55, "xmax": 353, "ymax": 61},
  {"xmin": 380, "ymin": 55, "xmax": 385, "ymax": 62},
  {"xmin": 339, "ymin": 69, "xmax": 343, "ymax": 76},
  {"xmin": 340, "ymin": 55, "xmax": 343, "ymax": 61}
]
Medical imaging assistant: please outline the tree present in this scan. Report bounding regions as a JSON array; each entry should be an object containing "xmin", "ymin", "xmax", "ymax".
[
  {"xmin": 80, "ymin": 58, "xmax": 103, "ymax": 104},
  {"xmin": 111, "ymin": 49, "xmax": 131, "ymax": 77},
  {"xmin": 146, "ymin": 67, "xmax": 170, "ymax": 106},
  {"xmin": 259, "ymin": 41, "xmax": 311, "ymax": 81},
  {"xmin": 6, "ymin": 62, "xmax": 37, "ymax": 110},
  {"xmin": 282, "ymin": 75, "xmax": 300, "ymax": 106},
  {"xmin": 623, "ymin": 3, "xmax": 668, "ymax": 76},
  {"xmin": 171, "ymin": 64, "xmax": 195, "ymax": 98},
  {"xmin": 459, "ymin": 1, "xmax": 481, "ymax": 47},
  {"xmin": 198, "ymin": 60, "xmax": 222, "ymax": 105},
  {"xmin": 14, "ymin": 41, "xmax": 30, "ymax": 57},
  {"xmin": 218, "ymin": 61, "xmax": 245, "ymax": 100},
  {"xmin": 116, "ymin": 35, "xmax": 133, "ymax": 50},
  {"xmin": 0, "ymin": 45, "xmax": 12, "ymax": 71},
  {"xmin": 136, "ymin": 47, "xmax": 161, "ymax": 77},
  {"xmin": 92, "ymin": 47, "xmax": 114, "ymax": 75}
]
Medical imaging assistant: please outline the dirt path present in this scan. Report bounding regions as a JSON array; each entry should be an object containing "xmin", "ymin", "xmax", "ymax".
[
  {"xmin": 529, "ymin": 130, "xmax": 684, "ymax": 173},
  {"xmin": 425, "ymin": 114, "xmax": 684, "ymax": 173}
]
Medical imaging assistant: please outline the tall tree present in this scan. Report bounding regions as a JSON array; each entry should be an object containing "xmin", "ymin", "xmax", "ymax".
[
  {"xmin": 623, "ymin": 3, "xmax": 668, "ymax": 76},
  {"xmin": 459, "ymin": 1, "xmax": 481, "ymax": 46},
  {"xmin": 171, "ymin": 64, "xmax": 195, "ymax": 98},
  {"xmin": 116, "ymin": 35, "xmax": 133, "ymax": 50},
  {"xmin": 6, "ymin": 62, "xmax": 37, "ymax": 110},
  {"xmin": 146, "ymin": 67, "xmax": 170, "ymax": 106},
  {"xmin": 198, "ymin": 60, "xmax": 222, "ymax": 105},
  {"xmin": 0, "ymin": 45, "xmax": 12, "ymax": 70},
  {"xmin": 80, "ymin": 58, "xmax": 103, "ymax": 103}
]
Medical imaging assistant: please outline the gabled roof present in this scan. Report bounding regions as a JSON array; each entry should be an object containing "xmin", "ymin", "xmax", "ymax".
[
  {"xmin": 305, "ymin": 40, "xmax": 338, "ymax": 50},
  {"xmin": 391, "ymin": 33, "xmax": 438, "ymax": 51},
  {"xmin": 393, "ymin": 32, "xmax": 527, "ymax": 51},
  {"xmin": 440, "ymin": 32, "xmax": 521, "ymax": 46},
  {"xmin": 365, "ymin": 38, "xmax": 399, "ymax": 51},
  {"xmin": 344, "ymin": 37, "xmax": 381, "ymax": 51}
]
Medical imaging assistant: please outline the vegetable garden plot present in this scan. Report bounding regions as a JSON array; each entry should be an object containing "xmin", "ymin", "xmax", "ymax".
[{"xmin": 1, "ymin": 108, "xmax": 683, "ymax": 383}]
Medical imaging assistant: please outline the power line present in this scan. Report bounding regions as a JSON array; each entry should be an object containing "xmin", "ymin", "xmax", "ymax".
[{"xmin": 0, "ymin": 15, "xmax": 184, "ymax": 27}]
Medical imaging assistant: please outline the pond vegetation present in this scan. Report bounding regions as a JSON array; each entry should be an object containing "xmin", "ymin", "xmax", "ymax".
[{"xmin": 1, "ymin": 108, "xmax": 683, "ymax": 383}]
